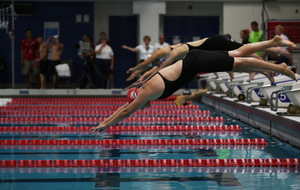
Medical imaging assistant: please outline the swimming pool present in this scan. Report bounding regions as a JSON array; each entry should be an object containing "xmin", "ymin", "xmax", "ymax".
[{"xmin": 0, "ymin": 97, "xmax": 299, "ymax": 190}]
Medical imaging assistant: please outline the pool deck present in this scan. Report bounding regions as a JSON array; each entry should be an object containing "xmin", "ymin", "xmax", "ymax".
[{"xmin": 202, "ymin": 92, "xmax": 300, "ymax": 149}]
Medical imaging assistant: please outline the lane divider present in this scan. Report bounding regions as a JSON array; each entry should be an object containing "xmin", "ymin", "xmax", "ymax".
[
  {"xmin": 0, "ymin": 116, "xmax": 224, "ymax": 124},
  {"xmin": 0, "ymin": 158, "xmax": 298, "ymax": 167},
  {"xmin": 0, "ymin": 125, "xmax": 240, "ymax": 132},
  {"xmin": 7, "ymin": 96, "xmax": 177, "ymax": 104},
  {"xmin": 1, "ymin": 144, "xmax": 267, "ymax": 150},
  {"xmin": 2, "ymin": 110, "xmax": 211, "ymax": 117},
  {"xmin": 0, "ymin": 138, "xmax": 267, "ymax": 146},
  {"xmin": 1, "ymin": 167, "xmax": 298, "ymax": 173},
  {"xmin": 2, "ymin": 105, "xmax": 200, "ymax": 111},
  {"xmin": 0, "ymin": 131, "xmax": 242, "ymax": 136}
]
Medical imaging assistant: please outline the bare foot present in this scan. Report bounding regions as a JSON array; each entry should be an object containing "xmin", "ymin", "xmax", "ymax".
[
  {"xmin": 214, "ymin": 72, "xmax": 219, "ymax": 78},
  {"xmin": 227, "ymin": 72, "xmax": 234, "ymax": 81},
  {"xmin": 273, "ymin": 35, "xmax": 297, "ymax": 48},
  {"xmin": 261, "ymin": 71, "xmax": 275, "ymax": 84},
  {"xmin": 276, "ymin": 47, "xmax": 292, "ymax": 60},
  {"xmin": 192, "ymin": 89, "xmax": 208, "ymax": 98},
  {"xmin": 248, "ymin": 72, "xmax": 257, "ymax": 82},
  {"xmin": 279, "ymin": 62, "xmax": 298, "ymax": 81}
]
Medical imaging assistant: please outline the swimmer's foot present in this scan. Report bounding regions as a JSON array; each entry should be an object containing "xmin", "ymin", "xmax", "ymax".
[
  {"xmin": 273, "ymin": 35, "xmax": 297, "ymax": 48},
  {"xmin": 279, "ymin": 62, "xmax": 297, "ymax": 81},
  {"xmin": 191, "ymin": 89, "xmax": 208, "ymax": 98},
  {"xmin": 228, "ymin": 72, "xmax": 234, "ymax": 81},
  {"xmin": 276, "ymin": 47, "xmax": 292, "ymax": 60},
  {"xmin": 248, "ymin": 72, "xmax": 257, "ymax": 82},
  {"xmin": 261, "ymin": 71, "xmax": 275, "ymax": 84}
]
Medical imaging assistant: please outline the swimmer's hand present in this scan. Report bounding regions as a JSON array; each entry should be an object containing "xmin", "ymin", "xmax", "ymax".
[
  {"xmin": 126, "ymin": 73, "xmax": 137, "ymax": 81},
  {"xmin": 126, "ymin": 68, "xmax": 134, "ymax": 74},
  {"xmin": 136, "ymin": 75, "xmax": 145, "ymax": 83},
  {"xmin": 122, "ymin": 80, "xmax": 144, "ymax": 91},
  {"xmin": 91, "ymin": 124, "xmax": 108, "ymax": 134}
]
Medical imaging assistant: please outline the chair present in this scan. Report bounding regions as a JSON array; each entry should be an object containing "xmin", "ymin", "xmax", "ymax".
[{"xmin": 55, "ymin": 60, "xmax": 73, "ymax": 88}]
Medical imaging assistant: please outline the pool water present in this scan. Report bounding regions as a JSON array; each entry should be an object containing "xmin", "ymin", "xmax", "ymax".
[{"xmin": 0, "ymin": 97, "xmax": 299, "ymax": 190}]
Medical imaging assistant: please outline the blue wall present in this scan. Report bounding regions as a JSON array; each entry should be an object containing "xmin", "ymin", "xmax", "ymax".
[{"xmin": 0, "ymin": 2, "xmax": 94, "ymax": 85}]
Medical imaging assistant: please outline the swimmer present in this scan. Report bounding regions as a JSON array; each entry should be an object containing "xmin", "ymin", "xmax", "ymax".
[
  {"xmin": 91, "ymin": 49, "xmax": 296, "ymax": 133},
  {"xmin": 126, "ymin": 35, "xmax": 296, "ymax": 87},
  {"xmin": 126, "ymin": 35, "xmax": 294, "ymax": 82}
]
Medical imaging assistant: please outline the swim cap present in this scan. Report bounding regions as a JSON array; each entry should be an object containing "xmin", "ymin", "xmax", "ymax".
[
  {"xmin": 146, "ymin": 54, "xmax": 153, "ymax": 67},
  {"xmin": 158, "ymin": 57, "xmax": 167, "ymax": 67},
  {"xmin": 127, "ymin": 87, "xmax": 140, "ymax": 103}
]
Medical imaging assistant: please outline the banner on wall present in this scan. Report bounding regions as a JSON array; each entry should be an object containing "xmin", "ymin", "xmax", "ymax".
[
  {"xmin": 44, "ymin": 22, "xmax": 59, "ymax": 43},
  {"xmin": 266, "ymin": 20, "xmax": 300, "ymax": 52}
]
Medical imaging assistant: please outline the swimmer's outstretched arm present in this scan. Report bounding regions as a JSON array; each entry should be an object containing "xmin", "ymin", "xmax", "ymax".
[
  {"xmin": 91, "ymin": 86, "xmax": 156, "ymax": 134},
  {"xmin": 127, "ymin": 50, "xmax": 162, "ymax": 74},
  {"xmin": 160, "ymin": 45, "xmax": 188, "ymax": 70},
  {"xmin": 142, "ymin": 46, "xmax": 188, "ymax": 83},
  {"xmin": 123, "ymin": 66, "xmax": 159, "ymax": 90},
  {"xmin": 138, "ymin": 66, "xmax": 158, "ymax": 82},
  {"xmin": 126, "ymin": 69, "xmax": 144, "ymax": 81}
]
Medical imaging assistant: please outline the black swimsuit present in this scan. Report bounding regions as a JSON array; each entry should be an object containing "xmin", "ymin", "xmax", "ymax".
[
  {"xmin": 186, "ymin": 35, "xmax": 243, "ymax": 52},
  {"xmin": 157, "ymin": 49, "xmax": 234, "ymax": 99}
]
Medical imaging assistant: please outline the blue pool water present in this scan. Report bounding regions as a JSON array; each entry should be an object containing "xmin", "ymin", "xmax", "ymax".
[{"xmin": 0, "ymin": 101, "xmax": 299, "ymax": 190}]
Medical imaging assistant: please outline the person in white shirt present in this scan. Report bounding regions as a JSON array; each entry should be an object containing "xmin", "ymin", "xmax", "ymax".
[
  {"xmin": 95, "ymin": 37, "xmax": 114, "ymax": 88},
  {"xmin": 122, "ymin": 36, "xmax": 154, "ymax": 63},
  {"xmin": 274, "ymin": 25, "xmax": 293, "ymax": 65},
  {"xmin": 154, "ymin": 35, "xmax": 170, "ymax": 52}
]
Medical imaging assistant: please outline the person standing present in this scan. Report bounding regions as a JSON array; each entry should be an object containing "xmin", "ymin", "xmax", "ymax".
[
  {"xmin": 249, "ymin": 21, "xmax": 263, "ymax": 57},
  {"xmin": 97, "ymin": 32, "xmax": 113, "ymax": 47},
  {"xmin": 95, "ymin": 37, "xmax": 114, "ymax": 89},
  {"xmin": 97, "ymin": 32, "xmax": 114, "ymax": 88},
  {"xmin": 80, "ymin": 34, "xmax": 95, "ymax": 88},
  {"xmin": 21, "ymin": 29, "xmax": 40, "ymax": 88},
  {"xmin": 36, "ymin": 35, "xmax": 49, "ymax": 89},
  {"xmin": 154, "ymin": 35, "xmax": 170, "ymax": 52},
  {"xmin": 122, "ymin": 35, "xmax": 154, "ymax": 63},
  {"xmin": 240, "ymin": 29, "xmax": 250, "ymax": 44},
  {"xmin": 46, "ymin": 35, "xmax": 64, "ymax": 88}
]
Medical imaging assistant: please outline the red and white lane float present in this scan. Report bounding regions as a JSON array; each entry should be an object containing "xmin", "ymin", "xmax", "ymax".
[{"xmin": 0, "ymin": 158, "xmax": 298, "ymax": 168}]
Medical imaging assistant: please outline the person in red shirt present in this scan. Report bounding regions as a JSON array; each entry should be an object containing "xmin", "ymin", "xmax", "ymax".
[{"xmin": 21, "ymin": 29, "xmax": 40, "ymax": 88}]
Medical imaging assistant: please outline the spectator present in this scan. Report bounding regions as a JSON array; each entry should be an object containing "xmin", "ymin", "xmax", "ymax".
[
  {"xmin": 36, "ymin": 35, "xmax": 49, "ymax": 89},
  {"xmin": 154, "ymin": 35, "xmax": 170, "ymax": 52},
  {"xmin": 97, "ymin": 32, "xmax": 112, "ymax": 47},
  {"xmin": 80, "ymin": 34, "xmax": 95, "ymax": 88},
  {"xmin": 95, "ymin": 37, "xmax": 114, "ymax": 89},
  {"xmin": 249, "ymin": 21, "xmax": 263, "ymax": 57},
  {"xmin": 46, "ymin": 35, "xmax": 64, "ymax": 88},
  {"xmin": 240, "ymin": 29, "xmax": 250, "ymax": 44},
  {"xmin": 273, "ymin": 25, "xmax": 292, "ymax": 65},
  {"xmin": 97, "ymin": 32, "xmax": 114, "ymax": 88},
  {"xmin": 21, "ymin": 29, "xmax": 40, "ymax": 88},
  {"xmin": 122, "ymin": 35, "xmax": 154, "ymax": 63}
]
